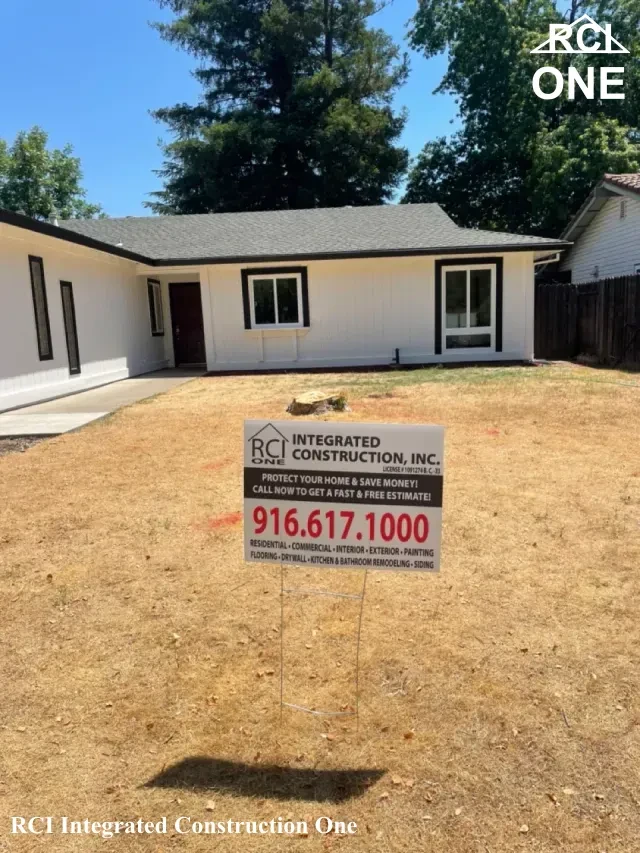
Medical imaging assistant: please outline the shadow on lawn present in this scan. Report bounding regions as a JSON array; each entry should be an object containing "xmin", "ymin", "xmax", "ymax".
[{"xmin": 144, "ymin": 757, "xmax": 384, "ymax": 803}]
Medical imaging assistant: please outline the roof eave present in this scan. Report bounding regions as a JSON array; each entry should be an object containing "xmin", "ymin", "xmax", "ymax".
[
  {"xmin": 0, "ymin": 208, "xmax": 152, "ymax": 264},
  {"xmin": 561, "ymin": 182, "xmax": 622, "ymax": 242},
  {"xmin": 602, "ymin": 178, "xmax": 640, "ymax": 201},
  {"xmin": 150, "ymin": 242, "xmax": 572, "ymax": 267}
]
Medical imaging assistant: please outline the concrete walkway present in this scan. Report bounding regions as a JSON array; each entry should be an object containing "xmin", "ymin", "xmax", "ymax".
[{"xmin": 0, "ymin": 368, "xmax": 203, "ymax": 437}]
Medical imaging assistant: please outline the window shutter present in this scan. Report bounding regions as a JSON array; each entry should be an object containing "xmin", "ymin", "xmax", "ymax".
[{"xmin": 241, "ymin": 270, "xmax": 252, "ymax": 329}]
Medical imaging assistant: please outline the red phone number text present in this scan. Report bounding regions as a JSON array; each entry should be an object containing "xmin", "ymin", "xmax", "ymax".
[{"xmin": 252, "ymin": 506, "xmax": 429, "ymax": 543}]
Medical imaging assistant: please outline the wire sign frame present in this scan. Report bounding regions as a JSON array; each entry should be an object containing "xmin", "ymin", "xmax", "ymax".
[{"xmin": 279, "ymin": 563, "xmax": 368, "ymax": 724}]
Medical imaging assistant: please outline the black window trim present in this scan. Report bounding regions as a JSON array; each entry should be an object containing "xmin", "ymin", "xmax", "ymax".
[
  {"xmin": 60, "ymin": 280, "xmax": 81, "ymax": 376},
  {"xmin": 241, "ymin": 266, "xmax": 310, "ymax": 330},
  {"xmin": 435, "ymin": 257, "xmax": 503, "ymax": 355},
  {"xmin": 147, "ymin": 278, "xmax": 165, "ymax": 337},
  {"xmin": 28, "ymin": 255, "xmax": 53, "ymax": 361}
]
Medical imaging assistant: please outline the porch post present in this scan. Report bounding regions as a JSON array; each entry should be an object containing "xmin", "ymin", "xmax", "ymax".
[{"xmin": 199, "ymin": 265, "xmax": 216, "ymax": 370}]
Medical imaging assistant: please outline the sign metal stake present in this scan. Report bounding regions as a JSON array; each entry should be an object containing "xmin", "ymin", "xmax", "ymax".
[
  {"xmin": 279, "ymin": 560, "xmax": 285, "ymax": 723},
  {"xmin": 354, "ymin": 568, "xmax": 368, "ymax": 731},
  {"xmin": 279, "ymin": 562, "xmax": 368, "ymax": 727}
]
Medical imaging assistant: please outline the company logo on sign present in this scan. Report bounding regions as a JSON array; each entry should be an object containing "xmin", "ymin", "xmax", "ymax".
[
  {"xmin": 531, "ymin": 15, "xmax": 628, "ymax": 54},
  {"xmin": 248, "ymin": 423, "xmax": 288, "ymax": 466},
  {"xmin": 531, "ymin": 15, "xmax": 628, "ymax": 101}
]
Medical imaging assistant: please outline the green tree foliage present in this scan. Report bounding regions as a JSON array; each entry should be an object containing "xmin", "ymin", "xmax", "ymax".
[
  {"xmin": 0, "ymin": 127, "xmax": 104, "ymax": 220},
  {"xmin": 404, "ymin": 0, "xmax": 640, "ymax": 235},
  {"xmin": 148, "ymin": 0, "xmax": 409, "ymax": 213}
]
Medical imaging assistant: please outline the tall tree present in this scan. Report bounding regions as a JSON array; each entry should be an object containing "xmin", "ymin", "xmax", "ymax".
[
  {"xmin": 403, "ymin": 0, "xmax": 640, "ymax": 236},
  {"xmin": 148, "ymin": 0, "xmax": 409, "ymax": 213},
  {"xmin": 0, "ymin": 127, "xmax": 104, "ymax": 220}
]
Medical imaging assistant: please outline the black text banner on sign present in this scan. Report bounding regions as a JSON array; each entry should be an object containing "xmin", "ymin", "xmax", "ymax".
[{"xmin": 243, "ymin": 420, "xmax": 444, "ymax": 571}]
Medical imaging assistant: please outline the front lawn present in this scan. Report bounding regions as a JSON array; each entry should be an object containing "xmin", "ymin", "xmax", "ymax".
[{"xmin": 1, "ymin": 363, "xmax": 638, "ymax": 852}]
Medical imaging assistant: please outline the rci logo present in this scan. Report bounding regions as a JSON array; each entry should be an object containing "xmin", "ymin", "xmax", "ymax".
[
  {"xmin": 531, "ymin": 15, "xmax": 629, "ymax": 101},
  {"xmin": 248, "ymin": 423, "xmax": 288, "ymax": 466}
]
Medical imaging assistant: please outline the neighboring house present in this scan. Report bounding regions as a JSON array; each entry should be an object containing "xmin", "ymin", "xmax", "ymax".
[
  {"xmin": 560, "ymin": 174, "xmax": 640, "ymax": 283},
  {"xmin": 0, "ymin": 204, "xmax": 568, "ymax": 411}
]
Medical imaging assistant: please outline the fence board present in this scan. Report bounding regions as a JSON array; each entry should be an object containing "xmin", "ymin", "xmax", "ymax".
[{"xmin": 535, "ymin": 275, "xmax": 640, "ymax": 367}]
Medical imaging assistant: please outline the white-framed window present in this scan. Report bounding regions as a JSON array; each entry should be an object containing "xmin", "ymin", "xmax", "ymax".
[
  {"xmin": 248, "ymin": 272, "xmax": 304, "ymax": 329},
  {"xmin": 147, "ymin": 279, "xmax": 164, "ymax": 336},
  {"xmin": 443, "ymin": 264, "xmax": 495, "ymax": 351}
]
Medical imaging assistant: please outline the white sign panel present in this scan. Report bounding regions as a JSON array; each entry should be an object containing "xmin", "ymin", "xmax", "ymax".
[{"xmin": 244, "ymin": 420, "xmax": 444, "ymax": 572}]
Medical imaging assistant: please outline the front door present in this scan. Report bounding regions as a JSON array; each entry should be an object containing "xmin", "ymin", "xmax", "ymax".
[{"xmin": 169, "ymin": 282, "xmax": 206, "ymax": 366}]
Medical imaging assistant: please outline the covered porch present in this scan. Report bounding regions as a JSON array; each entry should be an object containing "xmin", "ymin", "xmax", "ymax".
[{"xmin": 136, "ymin": 266, "xmax": 213, "ymax": 369}]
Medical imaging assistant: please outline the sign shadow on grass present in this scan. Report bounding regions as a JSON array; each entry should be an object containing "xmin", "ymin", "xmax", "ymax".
[{"xmin": 144, "ymin": 757, "xmax": 385, "ymax": 803}]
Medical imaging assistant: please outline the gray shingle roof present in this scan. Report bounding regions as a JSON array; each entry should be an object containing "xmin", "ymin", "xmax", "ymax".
[{"xmin": 59, "ymin": 204, "xmax": 567, "ymax": 264}]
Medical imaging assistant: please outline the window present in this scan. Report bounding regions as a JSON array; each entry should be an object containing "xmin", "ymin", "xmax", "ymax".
[
  {"xmin": 241, "ymin": 267, "xmax": 309, "ymax": 330},
  {"xmin": 620, "ymin": 199, "xmax": 627, "ymax": 219},
  {"xmin": 443, "ymin": 266, "xmax": 494, "ymax": 350},
  {"xmin": 147, "ymin": 279, "xmax": 164, "ymax": 336},
  {"xmin": 28, "ymin": 256, "xmax": 53, "ymax": 360},
  {"xmin": 635, "ymin": 263, "xmax": 640, "ymax": 275},
  {"xmin": 60, "ymin": 281, "xmax": 81, "ymax": 375}
]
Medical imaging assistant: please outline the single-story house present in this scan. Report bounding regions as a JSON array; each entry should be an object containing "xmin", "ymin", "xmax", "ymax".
[
  {"xmin": 560, "ymin": 173, "xmax": 640, "ymax": 283},
  {"xmin": 0, "ymin": 203, "xmax": 568, "ymax": 411}
]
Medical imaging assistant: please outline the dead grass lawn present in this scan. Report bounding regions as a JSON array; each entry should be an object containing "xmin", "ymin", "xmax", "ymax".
[{"xmin": 0, "ymin": 363, "xmax": 639, "ymax": 852}]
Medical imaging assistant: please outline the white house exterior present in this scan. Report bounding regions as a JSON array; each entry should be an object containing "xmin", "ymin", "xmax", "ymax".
[
  {"xmin": 0, "ymin": 219, "xmax": 168, "ymax": 411},
  {"xmin": 560, "ymin": 173, "xmax": 640, "ymax": 283},
  {"xmin": 196, "ymin": 253, "xmax": 536, "ymax": 370},
  {"xmin": 0, "ymin": 204, "xmax": 568, "ymax": 412}
]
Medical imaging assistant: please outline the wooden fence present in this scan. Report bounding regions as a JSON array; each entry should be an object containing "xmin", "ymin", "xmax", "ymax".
[{"xmin": 535, "ymin": 274, "xmax": 640, "ymax": 366}]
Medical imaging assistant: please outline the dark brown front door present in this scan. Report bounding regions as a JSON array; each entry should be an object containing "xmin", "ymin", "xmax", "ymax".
[{"xmin": 169, "ymin": 282, "xmax": 206, "ymax": 366}]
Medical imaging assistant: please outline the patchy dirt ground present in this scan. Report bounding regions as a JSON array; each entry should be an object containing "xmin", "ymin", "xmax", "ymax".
[
  {"xmin": 0, "ymin": 436, "xmax": 47, "ymax": 458},
  {"xmin": 0, "ymin": 363, "xmax": 638, "ymax": 852}
]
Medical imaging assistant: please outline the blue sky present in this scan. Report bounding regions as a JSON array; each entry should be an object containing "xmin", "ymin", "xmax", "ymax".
[{"xmin": 0, "ymin": 0, "xmax": 458, "ymax": 217}]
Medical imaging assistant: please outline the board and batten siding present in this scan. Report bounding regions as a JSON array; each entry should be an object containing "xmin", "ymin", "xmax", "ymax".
[
  {"xmin": 561, "ymin": 195, "xmax": 640, "ymax": 283},
  {"xmin": 0, "ymin": 224, "xmax": 168, "ymax": 412},
  {"xmin": 201, "ymin": 252, "xmax": 535, "ymax": 371}
]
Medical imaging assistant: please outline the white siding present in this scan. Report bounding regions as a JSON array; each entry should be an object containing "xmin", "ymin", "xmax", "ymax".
[
  {"xmin": 561, "ymin": 195, "xmax": 640, "ymax": 282},
  {"xmin": 0, "ymin": 225, "xmax": 168, "ymax": 411},
  {"xmin": 201, "ymin": 252, "xmax": 535, "ymax": 371}
]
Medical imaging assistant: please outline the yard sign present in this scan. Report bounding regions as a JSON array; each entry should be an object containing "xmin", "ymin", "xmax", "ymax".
[{"xmin": 244, "ymin": 420, "xmax": 444, "ymax": 571}]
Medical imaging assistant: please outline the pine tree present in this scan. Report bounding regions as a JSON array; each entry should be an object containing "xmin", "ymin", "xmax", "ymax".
[{"xmin": 148, "ymin": 0, "xmax": 409, "ymax": 213}]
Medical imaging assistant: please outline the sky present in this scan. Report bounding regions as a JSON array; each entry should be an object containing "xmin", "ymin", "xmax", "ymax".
[{"xmin": 0, "ymin": 0, "xmax": 458, "ymax": 217}]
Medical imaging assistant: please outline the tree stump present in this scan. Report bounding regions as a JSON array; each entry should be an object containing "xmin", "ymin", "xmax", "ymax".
[{"xmin": 287, "ymin": 390, "xmax": 347, "ymax": 416}]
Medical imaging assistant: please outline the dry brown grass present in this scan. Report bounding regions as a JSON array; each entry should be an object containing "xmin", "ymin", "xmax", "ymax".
[{"xmin": 0, "ymin": 363, "xmax": 639, "ymax": 852}]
